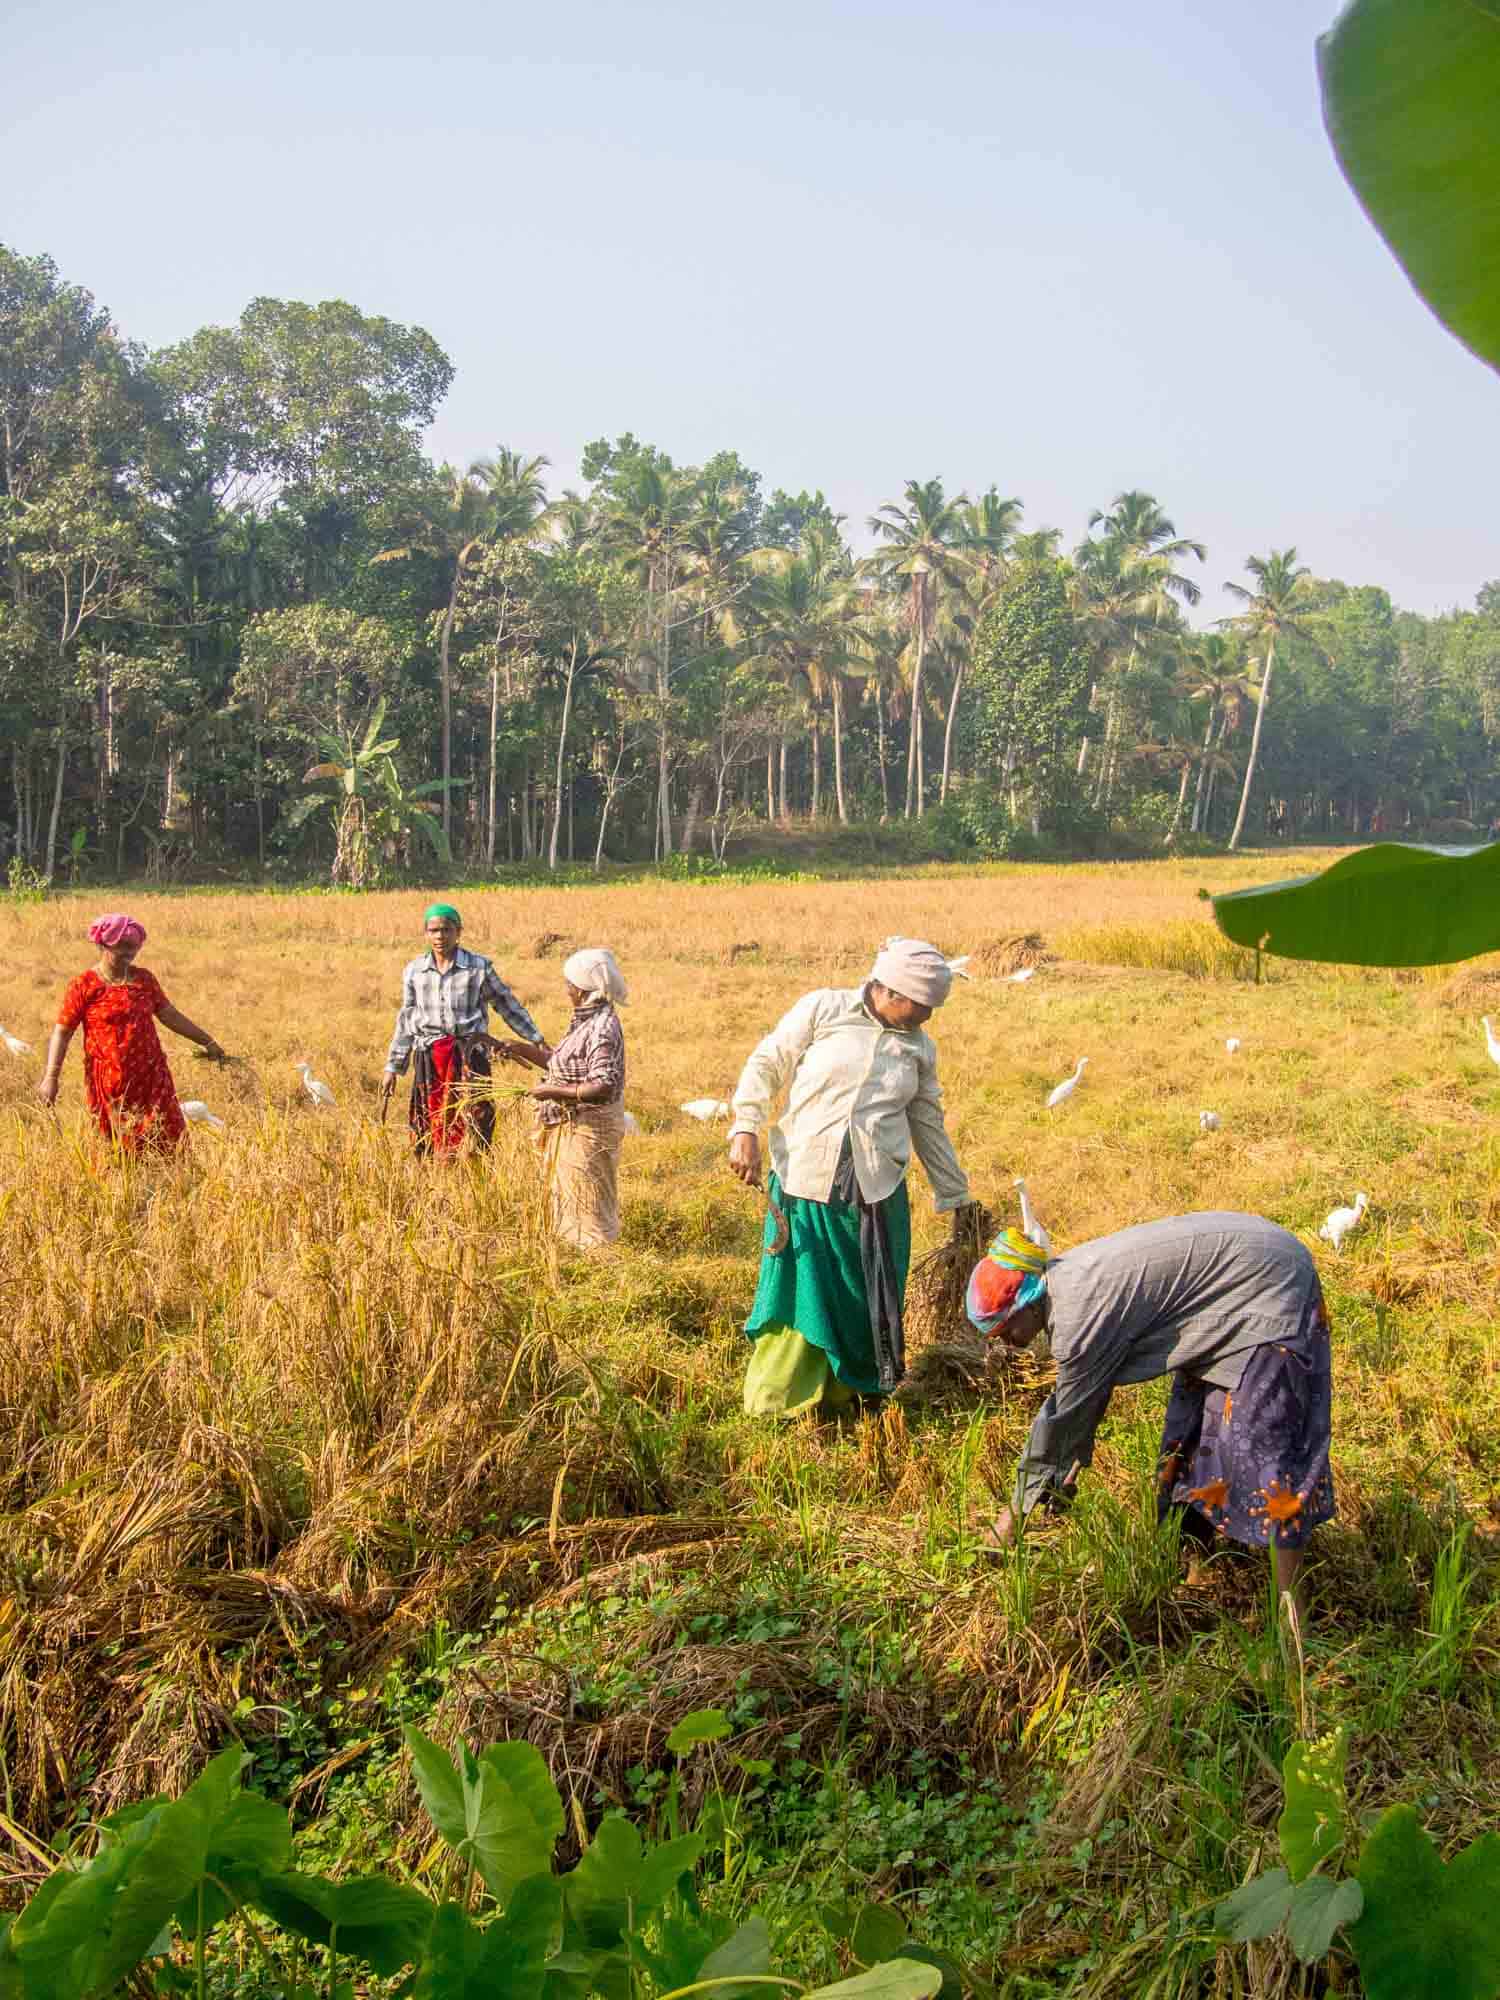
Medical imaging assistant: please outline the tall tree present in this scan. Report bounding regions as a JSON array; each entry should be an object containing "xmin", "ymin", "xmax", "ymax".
[{"xmin": 1224, "ymin": 549, "xmax": 1321, "ymax": 851}]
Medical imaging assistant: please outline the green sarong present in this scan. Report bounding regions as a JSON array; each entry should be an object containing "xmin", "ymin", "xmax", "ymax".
[{"xmin": 743, "ymin": 1169, "xmax": 911, "ymax": 1406}]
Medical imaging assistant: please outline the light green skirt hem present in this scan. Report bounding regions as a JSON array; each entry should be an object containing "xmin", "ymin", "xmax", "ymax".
[{"xmin": 742, "ymin": 1325, "xmax": 861, "ymax": 1417}]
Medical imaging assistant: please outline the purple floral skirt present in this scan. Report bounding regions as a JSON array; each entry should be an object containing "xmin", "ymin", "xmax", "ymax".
[{"xmin": 1156, "ymin": 1288, "xmax": 1334, "ymax": 1551}]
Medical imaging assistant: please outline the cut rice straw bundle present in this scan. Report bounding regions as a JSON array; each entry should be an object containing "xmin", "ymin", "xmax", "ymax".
[{"xmin": 905, "ymin": 1200, "xmax": 994, "ymax": 1354}]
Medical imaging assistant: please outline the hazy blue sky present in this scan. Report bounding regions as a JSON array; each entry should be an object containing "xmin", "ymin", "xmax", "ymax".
[{"xmin": 9, "ymin": 0, "xmax": 1497, "ymax": 617}]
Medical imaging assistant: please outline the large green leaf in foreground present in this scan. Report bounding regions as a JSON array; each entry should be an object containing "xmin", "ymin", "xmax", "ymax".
[
  {"xmin": 1318, "ymin": 0, "xmax": 1500, "ymax": 373},
  {"xmin": 1212, "ymin": 842, "xmax": 1500, "ymax": 966}
]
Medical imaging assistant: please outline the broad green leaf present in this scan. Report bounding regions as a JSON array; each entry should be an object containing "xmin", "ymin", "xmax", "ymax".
[
  {"xmin": 477, "ymin": 1742, "xmax": 565, "ymax": 1855},
  {"xmin": 563, "ymin": 1816, "xmax": 642, "ymax": 1950},
  {"xmin": 891, "ymin": 1946, "xmax": 963, "ymax": 2000},
  {"xmin": 805, "ymin": 1961, "xmax": 943, "ymax": 2000},
  {"xmin": 405, "ymin": 1730, "xmax": 467, "ymax": 1852},
  {"xmin": 181, "ymin": 1791, "xmax": 295, "ymax": 1928},
  {"xmin": 633, "ymin": 1834, "xmax": 705, "ymax": 1914},
  {"xmin": 1215, "ymin": 1867, "xmax": 1295, "ymax": 1943},
  {"xmin": 405, "ymin": 1728, "xmax": 555, "ymax": 1905},
  {"xmin": 665, "ymin": 1709, "xmax": 733, "ymax": 1754},
  {"xmin": 1318, "ymin": 0, "xmax": 1500, "ymax": 374},
  {"xmin": 254, "ymin": 1870, "xmax": 434, "ymax": 1975},
  {"xmin": 1352, "ymin": 1805, "xmax": 1500, "ymax": 2000},
  {"xmin": 699, "ymin": 1918, "xmax": 773, "ymax": 1981},
  {"xmin": 1279, "ymin": 1727, "xmax": 1349, "ymax": 1882},
  {"xmin": 1212, "ymin": 841, "xmax": 1500, "ymax": 966},
  {"xmin": 478, "ymin": 1874, "xmax": 561, "ymax": 2000},
  {"xmin": 851, "ymin": 1903, "xmax": 909, "ymax": 1964},
  {"xmin": 1286, "ymin": 1875, "xmax": 1364, "ymax": 1964},
  {"xmin": 412, "ymin": 1901, "xmax": 483, "ymax": 2000}
]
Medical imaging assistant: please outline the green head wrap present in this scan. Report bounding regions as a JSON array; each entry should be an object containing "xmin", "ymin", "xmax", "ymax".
[{"xmin": 424, "ymin": 902, "xmax": 461, "ymax": 927}]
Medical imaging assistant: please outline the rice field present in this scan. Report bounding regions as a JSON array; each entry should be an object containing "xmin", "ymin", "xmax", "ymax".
[{"xmin": 0, "ymin": 851, "xmax": 1498, "ymax": 1995}]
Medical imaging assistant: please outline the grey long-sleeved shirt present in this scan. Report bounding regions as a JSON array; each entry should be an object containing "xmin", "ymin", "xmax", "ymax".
[{"xmin": 1012, "ymin": 1212, "xmax": 1321, "ymax": 1514}]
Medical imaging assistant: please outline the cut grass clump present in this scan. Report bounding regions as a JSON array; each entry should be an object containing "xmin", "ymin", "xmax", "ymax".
[{"xmin": 1056, "ymin": 917, "xmax": 1258, "ymax": 980}]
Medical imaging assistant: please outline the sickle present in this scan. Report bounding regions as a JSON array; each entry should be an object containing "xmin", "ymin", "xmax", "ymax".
[{"xmin": 763, "ymin": 1183, "xmax": 790, "ymax": 1255}]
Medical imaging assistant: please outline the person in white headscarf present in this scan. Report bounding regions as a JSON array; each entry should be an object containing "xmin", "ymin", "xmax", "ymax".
[
  {"xmin": 507, "ymin": 949, "xmax": 629, "ymax": 1249},
  {"xmin": 726, "ymin": 937, "xmax": 981, "ymax": 1415}
]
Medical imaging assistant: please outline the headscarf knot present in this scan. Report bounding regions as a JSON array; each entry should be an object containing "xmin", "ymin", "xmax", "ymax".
[
  {"xmin": 563, "ymin": 947, "xmax": 628, "ymax": 1005},
  {"xmin": 88, "ymin": 913, "xmax": 146, "ymax": 950},
  {"xmin": 965, "ymin": 1227, "xmax": 1050, "ymax": 1337}
]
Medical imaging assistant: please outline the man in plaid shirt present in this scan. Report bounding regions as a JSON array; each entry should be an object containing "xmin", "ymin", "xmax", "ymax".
[{"xmin": 380, "ymin": 903, "xmax": 546, "ymax": 1153}]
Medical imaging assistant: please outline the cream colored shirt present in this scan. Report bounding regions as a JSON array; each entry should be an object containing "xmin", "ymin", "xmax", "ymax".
[{"xmin": 729, "ymin": 984, "xmax": 971, "ymax": 1211}]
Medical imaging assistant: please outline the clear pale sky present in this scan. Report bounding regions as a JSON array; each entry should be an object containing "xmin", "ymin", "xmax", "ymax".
[{"xmin": 9, "ymin": 0, "xmax": 1498, "ymax": 618}]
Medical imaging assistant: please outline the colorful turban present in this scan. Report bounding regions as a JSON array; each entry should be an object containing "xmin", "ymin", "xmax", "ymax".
[
  {"xmin": 424, "ymin": 903, "xmax": 462, "ymax": 927},
  {"xmin": 966, "ymin": 1227, "xmax": 1050, "ymax": 1338},
  {"xmin": 870, "ymin": 936, "xmax": 953, "ymax": 1009},
  {"xmin": 88, "ymin": 913, "xmax": 146, "ymax": 950},
  {"xmin": 563, "ymin": 947, "xmax": 628, "ymax": 1005}
]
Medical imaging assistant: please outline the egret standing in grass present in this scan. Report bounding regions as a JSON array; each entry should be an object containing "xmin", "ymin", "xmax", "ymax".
[
  {"xmin": 36, "ymin": 915, "xmax": 225, "ymax": 1154},
  {"xmin": 1483, "ymin": 1017, "xmax": 1500, "ymax": 1069},
  {"xmin": 728, "ymin": 936, "xmax": 982, "ymax": 1417},
  {"xmin": 973, "ymin": 1212, "xmax": 1334, "ymax": 1621},
  {"xmin": 1046, "ymin": 1058, "xmax": 1088, "ymax": 1110},
  {"xmin": 381, "ymin": 903, "xmax": 546, "ymax": 1155},
  {"xmin": 296, "ymin": 1062, "xmax": 336, "ymax": 1108}
]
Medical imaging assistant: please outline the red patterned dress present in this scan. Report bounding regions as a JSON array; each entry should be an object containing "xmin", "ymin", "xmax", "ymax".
[{"xmin": 58, "ymin": 968, "xmax": 186, "ymax": 1153}]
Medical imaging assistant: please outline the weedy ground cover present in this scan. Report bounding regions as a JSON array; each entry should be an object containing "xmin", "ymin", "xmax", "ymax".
[{"xmin": 0, "ymin": 853, "xmax": 1497, "ymax": 1994}]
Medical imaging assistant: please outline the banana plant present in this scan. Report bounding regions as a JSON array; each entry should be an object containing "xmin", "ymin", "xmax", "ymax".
[{"xmin": 282, "ymin": 699, "xmax": 458, "ymax": 886}]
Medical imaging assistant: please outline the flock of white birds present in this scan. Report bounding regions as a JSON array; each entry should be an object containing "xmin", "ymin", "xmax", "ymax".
[{"xmin": 4, "ymin": 987, "xmax": 1499, "ymax": 1266}]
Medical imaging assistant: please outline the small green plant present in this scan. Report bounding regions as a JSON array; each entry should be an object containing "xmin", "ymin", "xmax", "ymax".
[
  {"xmin": 6, "ymin": 856, "xmax": 48, "ymax": 903},
  {"xmin": 0, "ymin": 1733, "xmax": 948, "ymax": 2000},
  {"xmin": 1215, "ymin": 1722, "xmax": 1500, "ymax": 1997}
]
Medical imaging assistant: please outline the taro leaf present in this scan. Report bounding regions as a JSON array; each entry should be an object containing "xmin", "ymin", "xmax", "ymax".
[
  {"xmin": 1352, "ymin": 1804, "xmax": 1500, "ymax": 2000},
  {"xmin": 1286, "ymin": 1875, "xmax": 1364, "ymax": 1965},
  {"xmin": 634, "ymin": 1834, "xmax": 706, "ymax": 1914},
  {"xmin": 411, "ymin": 1901, "xmax": 484, "ymax": 2000},
  {"xmin": 180, "ymin": 1791, "xmax": 294, "ymax": 1929},
  {"xmin": 479, "ymin": 1873, "xmax": 562, "ymax": 1995},
  {"xmin": 818, "ymin": 1897, "xmax": 861, "ymax": 1943},
  {"xmin": 11, "ymin": 1745, "xmax": 248, "ymax": 2000},
  {"xmin": 562, "ymin": 1816, "xmax": 643, "ymax": 1951},
  {"xmin": 805, "ymin": 1961, "xmax": 944, "ymax": 2000},
  {"xmin": 1215, "ymin": 1867, "xmax": 1295, "ymax": 1943},
  {"xmin": 404, "ymin": 1728, "xmax": 558, "ymax": 1905},
  {"xmin": 665, "ymin": 1708, "xmax": 733, "ymax": 1754},
  {"xmin": 254, "ymin": 1870, "xmax": 434, "ymax": 1975},
  {"xmin": 851, "ymin": 1903, "xmax": 910, "ymax": 1964},
  {"xmin": 892, "ymin": 1945, "xmax": 964, "ymax": 2000},
  {"xmin": 700, "ymin": 1917, "xmax": 773, "ymax": 1979},
  {"xmin": 1212, "ymin": 841, "xmax": 1500, "ymax": 967},
  {"xmin": 1318, "ymin": 0, "xmax": 1500, "ymax": 375},
  {"xmin": 1279, "ymin": 1727, "xmax": 1350, "ymax": 1883}
]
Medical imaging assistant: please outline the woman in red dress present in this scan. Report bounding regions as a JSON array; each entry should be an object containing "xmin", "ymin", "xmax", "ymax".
[{"xmin": 37, "ymin": 914, "xmax": 225, "ymax": 1153}]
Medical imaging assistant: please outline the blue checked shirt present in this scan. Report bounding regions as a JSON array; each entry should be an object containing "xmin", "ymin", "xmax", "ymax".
[{"xmin": 385, "ymin": 947, "xmax": 543, "ymax": 1074}]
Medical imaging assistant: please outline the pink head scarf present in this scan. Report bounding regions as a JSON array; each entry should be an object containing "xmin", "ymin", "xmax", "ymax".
[{"xmin": 88, "ymin": 913, "xmax": 147, "ymax": 950}]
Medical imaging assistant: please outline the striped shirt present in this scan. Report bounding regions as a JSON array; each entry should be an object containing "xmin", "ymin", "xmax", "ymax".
[
  {"xmin": 535, "ymin": 1002, "xmax": 626, "ymax": 1127},
  {"xmin": 385, "ymin": 946, "xmax": 542, "ymax": 1074}
]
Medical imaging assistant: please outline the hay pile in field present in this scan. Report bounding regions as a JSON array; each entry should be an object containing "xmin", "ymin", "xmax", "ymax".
[
  {"xmin": 1431, "ymin": 963, "xmax": 1500, "ymax": 1009},
  {"xmin": 970, "ymin": 932, "xmax": 1053, "ymax": 976},
  {"xmin": 904, "ymin": 1200, "xmax": 993, "ymax": 1354}
]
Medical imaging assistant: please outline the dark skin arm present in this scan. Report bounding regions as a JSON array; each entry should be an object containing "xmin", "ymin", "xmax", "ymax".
[{"xmin": 532, "ymin": 1076, "xmax": 611, "ymax": 1106}]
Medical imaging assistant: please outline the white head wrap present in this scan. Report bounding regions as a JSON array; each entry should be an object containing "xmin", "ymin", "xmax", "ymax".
[
  {"xmin": 563, "ymin": 947, "xmax": 628, "ymax": 1005},
  {"xmin": 870, "ymin": 936, "xmax": 953, "ymax": 1009}
]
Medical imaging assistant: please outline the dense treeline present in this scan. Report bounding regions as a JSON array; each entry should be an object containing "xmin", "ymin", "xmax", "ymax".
[{"xmin": 3, "ymin": 243, "xmax": 1498, "ymax": 885}]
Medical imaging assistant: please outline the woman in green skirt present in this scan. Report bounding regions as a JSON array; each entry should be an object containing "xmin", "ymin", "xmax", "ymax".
[{"xmin": 726, "ymin": 937, "xmax": 980, "ymax": 1415}]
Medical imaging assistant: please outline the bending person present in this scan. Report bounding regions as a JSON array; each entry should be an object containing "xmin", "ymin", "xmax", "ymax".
[
  {"xmin": 972, "ymin": 1212, "xmax": 1334, "ymax": 1614},
  {"xmin": 381, "ymin": 903, "xmax": 546, "ymax": 1154},
  {"xmin": 728, "ymin": 936, "xmax": 978, "ymax": 1417},
  {"xmin": 510, "ymin": 948, "xmax": 628, "ymax": 1251},
  {"xmin": 37, "ymin": 913, "xmax": 225, "ymax": 1153}
]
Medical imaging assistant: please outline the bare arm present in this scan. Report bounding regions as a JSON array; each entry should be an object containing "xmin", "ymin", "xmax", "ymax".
[
  {"xmin": 36, "ymin": 1023, "xmax": 76, "ymax": 1106},
  {"xmin": 157, "ymin": 1003, "xmax": 224, "ymax": 1060}
]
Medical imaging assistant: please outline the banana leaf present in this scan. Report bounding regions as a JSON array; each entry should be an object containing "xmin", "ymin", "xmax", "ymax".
[{"xmin": 1211, "ymin": 842, "xmax": 1500, "ymax": 967}]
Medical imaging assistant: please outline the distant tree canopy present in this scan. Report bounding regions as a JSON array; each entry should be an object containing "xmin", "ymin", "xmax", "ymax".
[{"xmin": 2, "ymin": 239, "xmax": 1497, "ymax": 883}]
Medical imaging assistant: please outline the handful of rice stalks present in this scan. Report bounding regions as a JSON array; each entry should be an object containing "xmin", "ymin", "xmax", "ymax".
[{"xmin": 905, "ymin": 1200, "xmax": 994, "ymax": 1354}]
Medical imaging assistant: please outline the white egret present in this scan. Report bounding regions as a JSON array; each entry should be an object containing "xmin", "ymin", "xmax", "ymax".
[
  {"xmin": 1199, "ymin": 1110, "xmax": 1221, "ymax": 1132},
  {"xmin": 680, "ymin": 1098, "xmax": 730, "ymax": 1122},
  {"xmin": 622, "ymin": 1111, "xmax": 641, "ymax": 1136},
  {"xmin": 1483, "ymin": 1017, "xmax": 1500, "ymax": 1068},
  {"xmin": 296, "ymin": 1062, "xmax": 337, "ymax": 1109},
  {"xmin": 0, "ymin": 1025, "xmax": 31, "ymax": 1057},
  {"xmin": 1046, "ymin": 1058, "xmax": 1088, "ymax": 1110},
  {"xmin": 1010, "ymin": 967, "xmax": 1036, "ymax": 984},
  {"xmin": 1225, "ymin": 1037, "xmax": 1242, "ymax": 1055},
  {"xmin": 945, "ymin": 954, "xmax": 972, "ymax": 981},
  {"xmin": 178, "ymin": 1100, "xmax": 225, "ymax": 1132},
  {"xmin": 1318, "ymin": 1192, "xmax": 1368, "ymax": 1255},
  {"xmin": 1013, "ymin": 1176, "xmax": 1052, "ymax": 1253}
]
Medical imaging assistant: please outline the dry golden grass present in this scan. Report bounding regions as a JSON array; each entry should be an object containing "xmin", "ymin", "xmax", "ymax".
[{"xmin": 0, "ymin": 856, "xmax": 1498, "ymax": 1987}]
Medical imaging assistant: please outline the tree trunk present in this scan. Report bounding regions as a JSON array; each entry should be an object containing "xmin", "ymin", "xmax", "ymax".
[
  {"xmin": 905, "ymin": 614, "xmax": 926, "ymax": 818},
  {"xmin": 44, "ymin": 712, "xmax": 67, "ymax": 882},
  {"xmin": 940, "ymin": 658, "xmax": 964, "ymax": 803},
  {"xmin": 809, "ymin": 715, "xmax": 821, "ymax": 821},
  {"xmin": 1228, "ymin": 640, "xmax": 1275, "ymax": 852},
  {"xmin": 1166, "ymin": 756, "xmax": 1193, "ymax": 844},
  {"xmin": 1189, "ymin": 701, "xmax": 1217, "ymax": 834},
  {"xmin": 876, "ymin": 693, "xmax": 890, "ymax": 821},
  {"xmin": 832, "ymin": 676, "xmax": 848, "ymax": 823},
  {"xmin": 486, "ymin": 663, "xmax": 500, "ymax": 867},
  {"xmin": 766, "ymin": 742, "xmax": 775, "ymax": 822},
  {"xmin": 548, "ymin": 648, "xmax": 578, "ymax": 871},
  {"xmin": 778, "ymin": 734, "xmax": 789, "ymax": 821},
  {"xmin": 438, "ymin": 573, "xmax": 459, "ymax": 842}
]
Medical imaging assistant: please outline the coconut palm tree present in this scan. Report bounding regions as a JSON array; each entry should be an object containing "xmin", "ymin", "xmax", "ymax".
[
  {"xmin": 1175, "ymin": 633, "xmax": 1254, "ymax": 835},
  {"xmin": 1223, "ymin": 550, "xmax": 1322, "ymax": 851},
  {"xmin": 744, "ymin": 531, "xmax": 862, "ymax": 822},
  {"xmin": 467, "ymin": 448, "xmax": 551, "ymax": 862},
  {"xmin": 863, "ymin": 479, "xmax": 974, "ymax": 817}
]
